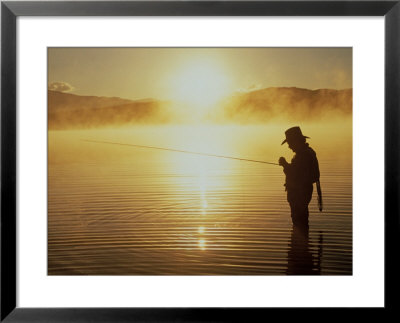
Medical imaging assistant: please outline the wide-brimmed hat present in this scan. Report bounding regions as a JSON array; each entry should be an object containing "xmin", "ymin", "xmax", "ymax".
[{"xmin": 281, "ymin": 126, "xmax": 309, "ymax": 145}]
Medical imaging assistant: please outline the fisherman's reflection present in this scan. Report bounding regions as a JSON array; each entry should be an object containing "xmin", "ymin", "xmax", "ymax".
[{"xmin": 286, "ymin": 226, "xmax": 322, "ymax": 275}]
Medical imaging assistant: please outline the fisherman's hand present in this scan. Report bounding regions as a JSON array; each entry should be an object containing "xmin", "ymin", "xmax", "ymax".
[{"xmin": 278, "ymin": 157, "xmax": 287, "ymax": 167}]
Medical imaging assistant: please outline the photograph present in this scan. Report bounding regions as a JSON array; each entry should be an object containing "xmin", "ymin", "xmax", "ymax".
[{"xmin": 47, "ymin": 47, "xmax": 352, "ymax": 276}]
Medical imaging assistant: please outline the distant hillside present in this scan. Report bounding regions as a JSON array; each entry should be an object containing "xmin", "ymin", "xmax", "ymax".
[
  {"xmin": 48, "ymin": 87, "xmax": 352, "ymax": 129},
  {"xmin": 48, "ymin": 91, "xmax": 171, "ymax": 129},
  {"xmin": 213, "ymin": 87, "xmax": 352, "ymax": 123},
  {"xmin": 48, "ymin": 91, "xmax": 133, "ymax": 110}
]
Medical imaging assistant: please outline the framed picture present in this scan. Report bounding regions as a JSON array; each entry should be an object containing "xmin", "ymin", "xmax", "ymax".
[{"xmin": 1, "ymin": 0, "xmax": 399, "ymax": 321}]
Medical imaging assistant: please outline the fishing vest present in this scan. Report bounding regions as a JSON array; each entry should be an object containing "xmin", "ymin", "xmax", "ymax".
[
  {"xmin": 308, "ymin": 147, "xmax": 320, "ymax": 184},
  {"xmin": 285, "ymin": 144, "xmax": 320, "ymax": 189}
]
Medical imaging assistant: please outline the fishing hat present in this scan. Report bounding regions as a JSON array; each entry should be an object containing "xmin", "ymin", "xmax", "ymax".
[{"xmin": 281, "ymin": 126, "xmax": 309, "ymax": 145}]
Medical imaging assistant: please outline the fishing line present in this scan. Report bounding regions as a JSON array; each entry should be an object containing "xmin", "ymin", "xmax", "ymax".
[
  {"xmin": 82, "ymin": 139, "xmax": 280, "ymax": 166},
  {"xmin": 82, "ymin": 139, "xmax": 322, "ymax": 211}
]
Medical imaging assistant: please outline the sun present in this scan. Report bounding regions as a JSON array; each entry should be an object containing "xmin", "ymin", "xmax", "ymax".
[{"xmin": 170, "ymin": 59, "xmax": 231, "ymax": 110}]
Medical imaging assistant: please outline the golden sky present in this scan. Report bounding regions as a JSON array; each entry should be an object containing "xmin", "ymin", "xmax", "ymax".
[{"xmin": 48, "ymin": 47, "xmax": 352, "ymax": 101}]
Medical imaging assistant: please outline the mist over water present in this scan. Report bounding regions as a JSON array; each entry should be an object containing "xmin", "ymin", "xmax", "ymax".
[
  {"xmin": 48, "ymin": 120, "xmax": 352, "ymax": 275},
  {"xmin": 48, "ymin": 87, "xmax": 352, "ymax": 129}
]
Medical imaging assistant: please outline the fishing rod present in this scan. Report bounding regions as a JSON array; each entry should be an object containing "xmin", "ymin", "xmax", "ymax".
[
  {"xmin": 82, "ymin": 139, "xmax": 280, "ymax": 166},
  {"xmin": 82, "ymin": 139, "xmax": 323, "ymax": 212}
]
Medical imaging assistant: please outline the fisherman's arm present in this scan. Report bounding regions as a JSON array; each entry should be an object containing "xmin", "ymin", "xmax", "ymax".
[
  {"xmin": 278, "ymin": 157, "xmax": 291, "ymax": 174},
  {"xmin": 279, "ymin": 154, "xmax": 308, "ymax": 180}
]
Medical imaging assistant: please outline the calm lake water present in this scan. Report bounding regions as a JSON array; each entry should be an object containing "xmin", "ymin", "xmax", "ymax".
[{"xmin": 48, "ymin": 123, "xmax": 352, "ymax": 275}]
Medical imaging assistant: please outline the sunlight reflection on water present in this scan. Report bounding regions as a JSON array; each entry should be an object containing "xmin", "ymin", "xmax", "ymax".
[{"xmin": 48, "ymin": 123, "xmax": 352, "ymax": 275}]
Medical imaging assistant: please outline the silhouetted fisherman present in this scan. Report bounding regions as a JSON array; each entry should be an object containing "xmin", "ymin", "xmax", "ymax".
[{"xmin": 279, "ymin": 126, "xmax": 321, "ymax": 230}]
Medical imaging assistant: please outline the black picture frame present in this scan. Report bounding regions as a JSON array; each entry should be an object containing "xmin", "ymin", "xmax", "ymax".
[{"xmin": 1, "ymin": 1, "xmax": 399, "ymax": 321}]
